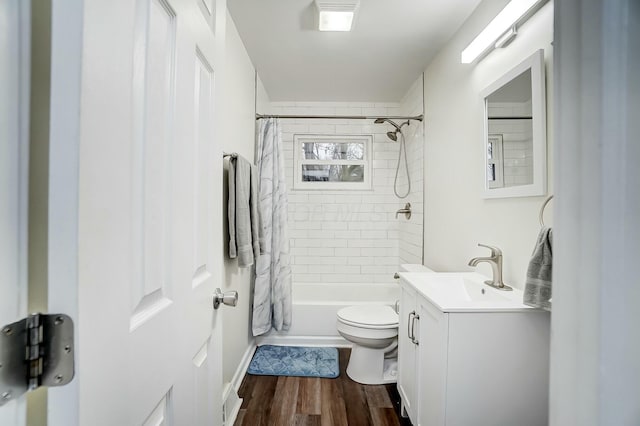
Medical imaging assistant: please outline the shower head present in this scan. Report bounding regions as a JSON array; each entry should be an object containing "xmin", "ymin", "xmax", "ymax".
[
  {"xmin": 374, "ymin": 118, "xmax": 401, "ymax": 131},
  {"xmin": 374, "ymin": 118, "xmax": 412, "ymax": 141}
]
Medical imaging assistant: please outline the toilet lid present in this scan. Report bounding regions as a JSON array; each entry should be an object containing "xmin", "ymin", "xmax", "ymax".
[{"xmin": 337, "ymin": 305, "xmax": 398, "ymax": 328}]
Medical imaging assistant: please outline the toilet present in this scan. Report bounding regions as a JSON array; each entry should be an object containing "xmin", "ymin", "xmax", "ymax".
[
  {"xmin": 336, "ymin": 304, "xmax": 399, "ymax": 385},
  {"xmin": 336, "ymin": 264, "xmax": 435, "ymax": 385}
]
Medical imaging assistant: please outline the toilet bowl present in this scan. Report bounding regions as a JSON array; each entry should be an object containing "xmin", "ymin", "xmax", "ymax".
[{"xmin": 336, "ymin": 305, "xmax": 399, "ymax": 385}]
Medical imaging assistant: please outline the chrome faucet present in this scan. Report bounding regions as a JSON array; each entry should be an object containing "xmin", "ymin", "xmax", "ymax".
[
  {"xmin": 468, "ymin": 244, "xmax": 513, "ymax": 291},
  {"xmin": 395, "ymin": 203, "xmax": 412, "ymax": 219}
]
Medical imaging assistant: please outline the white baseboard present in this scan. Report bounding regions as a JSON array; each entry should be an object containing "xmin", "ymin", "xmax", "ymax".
[
  {"xmin": 232, "ymin": 342, "xmax": 258, "ymax": 392},
  {"xmin": 223, "ymin": 389, "xmax": 241, "ymax": 426},
  {"xmin": 256, "ymin": 334, "xmax": 351, "ymax": 348},
  {"xmin": 223, "ymin": 341, "xmax": 257, "ymax": 426}
]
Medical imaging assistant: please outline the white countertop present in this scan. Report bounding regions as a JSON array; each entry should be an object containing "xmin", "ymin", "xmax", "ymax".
[{"xmin": 398, "ymin": 272, "xmax": 543, "ymax": 313}]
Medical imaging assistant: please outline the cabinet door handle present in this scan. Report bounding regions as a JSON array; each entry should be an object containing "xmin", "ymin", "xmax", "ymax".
[
  {"xmin": 407, "ymin": 311, "xmax": 415, "ymax": 340},
  {"xmin": 411, "ymin": 314, "xmax": 420, "ymax": 345}
]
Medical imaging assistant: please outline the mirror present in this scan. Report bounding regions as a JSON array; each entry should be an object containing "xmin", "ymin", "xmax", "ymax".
[{"xmin": 480, "ymin": 49, "xmax": 547, "ymax": 198}]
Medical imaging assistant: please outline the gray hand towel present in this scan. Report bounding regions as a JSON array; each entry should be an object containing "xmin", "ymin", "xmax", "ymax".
[
  {"xmin": 227, "ymin": 157, "xmax": 237, "ymax": 259},
  {"xmin": 249, "ymin": 164, "xmax": 264, "ymax": 257},
  {"xmin": 228, "ymin": 155, "xmax": 262, "ymax": 267},
  {"xmin": 523, "ymin": 226, "xmax": 553, "ymax": 311}
]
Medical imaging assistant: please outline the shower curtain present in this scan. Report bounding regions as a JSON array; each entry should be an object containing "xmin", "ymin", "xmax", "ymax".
[{"xmin": 253, "ymin": 118, "xmax": 292, "ymax": 336}]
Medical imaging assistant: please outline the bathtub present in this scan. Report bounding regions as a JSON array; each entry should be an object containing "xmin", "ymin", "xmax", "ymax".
[
  {"xmin": 281, "ymin": 282, "xmax": 400, "ymax": 338},
  {"xmin": 256, "ymin": 266, "xmax": 433, "ymax": 345}
]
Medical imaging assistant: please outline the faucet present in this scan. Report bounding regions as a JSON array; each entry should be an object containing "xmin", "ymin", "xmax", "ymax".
[
  {"xmin": 395, "ymin": 203, "xmax": 411, "ymax": 219},
  {"xmin": 468, "ymin": 244, "xmax": 513, "ymax": 291}
]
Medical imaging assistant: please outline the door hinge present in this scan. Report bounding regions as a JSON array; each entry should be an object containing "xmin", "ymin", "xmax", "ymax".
[{"xmin": 0, "ymin": 313, "xmax": 74, "ymax": 406}]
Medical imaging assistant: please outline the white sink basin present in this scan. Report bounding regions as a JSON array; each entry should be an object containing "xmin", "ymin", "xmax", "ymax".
[
  {"xmin": 398, "ymin": 272, "xmax": 535, "ymax": 312},
  {"xmin": 458, "ymin": 277, "xmax": 511, "ymax": 302}
]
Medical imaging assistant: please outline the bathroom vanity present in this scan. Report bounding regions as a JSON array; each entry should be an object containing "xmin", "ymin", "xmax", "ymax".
[{"xmin": 397, "ymin": 272, "xmax": 550, "ymax": 426}]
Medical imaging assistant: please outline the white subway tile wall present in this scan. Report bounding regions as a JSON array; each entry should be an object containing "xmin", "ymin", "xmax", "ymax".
[{"xmin": 267, "ymin": 77, "xmax": 425, "ymax": 285}]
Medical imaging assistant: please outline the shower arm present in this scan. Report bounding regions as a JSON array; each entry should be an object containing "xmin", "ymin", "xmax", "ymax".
[{"xmin": 375, "ymin": 118, "xmax": 413, "ymax": 135}]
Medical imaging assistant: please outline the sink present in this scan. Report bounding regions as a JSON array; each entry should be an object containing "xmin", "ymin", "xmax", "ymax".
[
  {"xmin": 398, "ymin": 272, "xmax": 535, "ymax": 312},
  {"xmin": 460, "ymin": 277, "xmax": 511, "ymax": 302}
]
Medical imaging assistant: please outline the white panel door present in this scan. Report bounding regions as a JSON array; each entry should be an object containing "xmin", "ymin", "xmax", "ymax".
[
  {"xmin": 47, "ymin": 0, "xmax": 224, "ymax": 424},
  {"xmin": 0, "ymin": 1, "xmax": 29, "ymax": 425}
]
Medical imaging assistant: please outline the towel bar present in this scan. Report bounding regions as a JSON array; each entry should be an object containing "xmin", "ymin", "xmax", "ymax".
[{"xmin": 539, "ymin": 195, "xmax": 553, "ymax": 226}]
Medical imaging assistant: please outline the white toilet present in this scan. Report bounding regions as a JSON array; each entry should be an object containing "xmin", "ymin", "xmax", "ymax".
[
  {"xmin": 336, "ymin": 264, "xmax": 435, "ymax": 385},
  {"xmin": 336, "ymin": 304, "xmax": 399, "ymax": 385}
]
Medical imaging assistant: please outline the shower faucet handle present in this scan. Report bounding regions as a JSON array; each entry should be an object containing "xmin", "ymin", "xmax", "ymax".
[{"xmin": 395, "ymin": 203, "xmax": 412, "ymax": 220}]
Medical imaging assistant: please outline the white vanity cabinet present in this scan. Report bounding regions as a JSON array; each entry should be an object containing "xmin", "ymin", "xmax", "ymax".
[
  {"xmin": 398, "ymin": 273, "xmax": 551, "ymax": 426},
  {"xmin": 416, "ymin": 298, "xmax": 449, "ymax": 426},
  {"xmin": 397, "ymin": 284, "xmax": 419, "ymax": 420}
]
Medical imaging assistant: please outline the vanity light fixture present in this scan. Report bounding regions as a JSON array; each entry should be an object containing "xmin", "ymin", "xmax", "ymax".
[
  {"xmin": 315, "ymin": 0, "xmax": 359, "ymax": 32},
  {"xmin": 494, "ymin": 26, "xmax": 517, "ymax": 49},
  {"xmin": 461, "ymin": 0, "xmax": 545, "ymax": 63}
]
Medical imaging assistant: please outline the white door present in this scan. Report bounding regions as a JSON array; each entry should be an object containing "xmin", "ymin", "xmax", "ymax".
[
  {"xmin": 47, "ymin": 0, "xmax": 224, "ymax": 424},
  {"xmin": 0, "ymin": 1, "xmax": 30, "ymax": 425}
]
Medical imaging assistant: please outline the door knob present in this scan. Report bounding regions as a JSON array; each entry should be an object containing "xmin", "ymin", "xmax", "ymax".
[{"xmin": 213, "ymin": 288, "xmax": 238, "ymax": 309}]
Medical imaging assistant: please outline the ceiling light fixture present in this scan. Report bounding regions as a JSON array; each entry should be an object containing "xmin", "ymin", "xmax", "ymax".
[
  {"xmin": 315, "ymin": 0, "xmax": 359, "ymax": 32},
  {"xmin": 461, "ymin": 0, "xmax": 545, "ymax": 64}
]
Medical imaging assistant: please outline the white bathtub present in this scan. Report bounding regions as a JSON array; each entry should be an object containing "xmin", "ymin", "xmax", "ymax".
[
  {"xmin": 256, "ymin": 267, "xmax": 432, "ymax": 346},
  {"xmin": 284, "ymin": 282, "xmax": 400, "ymax": 337}
]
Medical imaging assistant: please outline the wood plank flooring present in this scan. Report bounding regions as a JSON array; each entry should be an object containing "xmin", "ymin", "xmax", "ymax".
[{"xmin": 235, "ymin": 348, "xmax": 412, "ymax": 426}]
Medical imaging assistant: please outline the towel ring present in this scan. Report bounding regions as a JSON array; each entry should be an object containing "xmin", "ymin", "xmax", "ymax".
[{"xmin": 539, "ymin": 195, "xmax": 554, "ymax": 226}]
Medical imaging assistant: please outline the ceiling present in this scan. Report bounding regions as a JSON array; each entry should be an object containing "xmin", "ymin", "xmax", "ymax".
[{"xmin": 227, "ymin": 0, "xmax": 482, "ymax": 102}]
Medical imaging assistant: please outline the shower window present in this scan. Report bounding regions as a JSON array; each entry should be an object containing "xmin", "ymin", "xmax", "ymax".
[{"xmin": 293, "ymin": 134, "xmax": 373, "ymax": 190}]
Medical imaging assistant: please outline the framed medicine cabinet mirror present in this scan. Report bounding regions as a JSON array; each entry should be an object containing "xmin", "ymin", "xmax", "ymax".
[{"xmin": 480, "ymin": 49, "xmax": 547, "ymax": 198}]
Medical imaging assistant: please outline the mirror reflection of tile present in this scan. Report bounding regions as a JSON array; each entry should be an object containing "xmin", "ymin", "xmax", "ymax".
[{"xmin": 486, "ymin": 69, "xmax": 534, "ymax": 189}]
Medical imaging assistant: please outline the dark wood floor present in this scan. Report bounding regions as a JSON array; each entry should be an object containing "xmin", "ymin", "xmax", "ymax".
[{"xmin": 235, "ymin": 348, "xmax": 412, "ymax": 426}]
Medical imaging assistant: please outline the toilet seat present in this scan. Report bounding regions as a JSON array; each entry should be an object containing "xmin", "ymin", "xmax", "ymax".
[{"xmin": 337, "ymin": 305, "xmax": 398, "ymax": 329}]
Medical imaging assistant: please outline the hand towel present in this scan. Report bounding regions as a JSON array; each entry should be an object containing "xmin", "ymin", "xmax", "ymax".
[
  {"xmin": 228, "ymin": 155, "xmax": 261, "ymax": 267},
  {"xmin": 227, "ymin": 157, "xmax": 237, "ymax": 259},
  {"xmin": 523, "ymin": 226, "xmax": 553, "ymax": 311},
  {"xmin": 249, "ymin": 163, "xmax": 263, "ymax": 258}
]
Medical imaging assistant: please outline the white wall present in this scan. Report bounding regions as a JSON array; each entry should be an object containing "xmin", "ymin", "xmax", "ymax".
[
  {"xmin": 255, "ymin": 74, "xmax": 270, "ymax": 120},
  {"xmin": 423, "ymin": 1, "xmax": 554, "ymax": 289},
  {"xmin": 221, "ymin": 11, "xmax": 256, "ymax": 385}
]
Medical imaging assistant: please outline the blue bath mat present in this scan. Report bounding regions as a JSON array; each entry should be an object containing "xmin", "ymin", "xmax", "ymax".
[{"xmin": 247, "ymin": 345, "xmax": 339, "ymax": 378}]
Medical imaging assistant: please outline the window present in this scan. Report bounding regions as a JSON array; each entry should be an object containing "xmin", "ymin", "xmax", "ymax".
[{"xmin": 293, "ymin": 134, "xmax": 372, "ymax": 190}]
